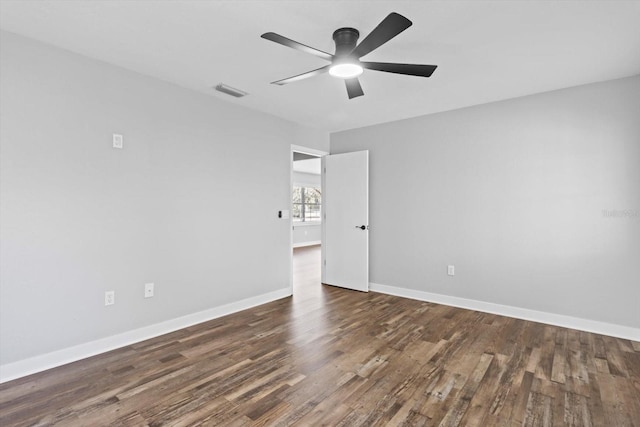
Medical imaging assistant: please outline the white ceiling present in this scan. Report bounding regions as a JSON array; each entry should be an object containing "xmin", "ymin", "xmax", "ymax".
[{"xmin": 1, "ymin": 1, "xmax": 639, "ymax": 133}]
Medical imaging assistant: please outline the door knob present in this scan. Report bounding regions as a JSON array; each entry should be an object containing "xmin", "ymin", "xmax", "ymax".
[{"xmin": 356, "ymin": 225, "xmax": 367, "ymax": 230}]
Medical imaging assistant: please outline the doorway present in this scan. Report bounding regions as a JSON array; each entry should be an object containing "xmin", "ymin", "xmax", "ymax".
[{"xmin": 290, "ymin": 145, "xmax": 327, "ymax": 295}]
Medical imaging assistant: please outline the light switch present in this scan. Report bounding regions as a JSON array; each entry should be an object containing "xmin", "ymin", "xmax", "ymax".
[{"xmin": 144, "ymin": 283, "xmax": 154, "ymax": 298}]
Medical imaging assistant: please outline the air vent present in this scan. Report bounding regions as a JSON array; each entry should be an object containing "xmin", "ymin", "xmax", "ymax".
[{"xmin": 214, "ymin": 83, "xmax": 248, "ymax": 98}]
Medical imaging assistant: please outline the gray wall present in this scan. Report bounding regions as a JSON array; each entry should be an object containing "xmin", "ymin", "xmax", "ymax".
[
  {"xmin": 293, "ymin": 224, "xmax": 321, "ymax": 247},
  {"xmin": 0, "ymin": 32, "xmax": 328, "ymax": 365},
  {"xmin": 332, "ymin": 76, "xmax": 640, "ymax": 328}
]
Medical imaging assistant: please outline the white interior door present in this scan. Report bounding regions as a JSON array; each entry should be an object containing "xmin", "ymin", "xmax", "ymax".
[{"xmin": 322, "ymin": 150, "xmax": 369, "ymax": 292}]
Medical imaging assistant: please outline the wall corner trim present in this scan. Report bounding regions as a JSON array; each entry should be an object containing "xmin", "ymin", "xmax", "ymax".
[
  {"xmin": 0, "ymin": 287, "xmax": 292, "ymax": 384},
  {"xmin": 369, "ymin": 283, "xmax": 639, "ymax": 342}
]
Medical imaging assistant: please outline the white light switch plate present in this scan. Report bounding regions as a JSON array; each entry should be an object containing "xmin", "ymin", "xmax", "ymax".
[
  {"xmin": 144, "ymin": 283, "xmax": 154, "ymax": 298},
  {"xmin": 447, "ymin": 265, "xmax": 455, "ymax": 276}
]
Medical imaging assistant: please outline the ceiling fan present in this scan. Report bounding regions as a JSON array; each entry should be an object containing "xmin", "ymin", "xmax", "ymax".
[{"xmin": 261, "ymin": 12, "xmax": 437, "ymax": 99}]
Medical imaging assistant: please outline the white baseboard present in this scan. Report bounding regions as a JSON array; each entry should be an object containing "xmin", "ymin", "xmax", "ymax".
[
  {"xmin": 293, "ymin": 240, "xmax": 321, "ymax": 248},
  {"xmin": 370, "ymin": 283, "xmax": 639, "ymax": 342},
  {"xmin": 0, "ymin": 287, "xmax": 291, "ymax": 384}
]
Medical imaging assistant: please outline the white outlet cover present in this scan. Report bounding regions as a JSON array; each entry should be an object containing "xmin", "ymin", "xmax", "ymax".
[
  {"xmin": 105, "ymin": 290, "xmax": 115, "ymax": 306},
  {"xmin": 112, "ymin": 133, "xmax": 123, "ymax": 149},
  {"xmin": 447, "ymin": 265, "xmax": 455, "ymax": 276}
]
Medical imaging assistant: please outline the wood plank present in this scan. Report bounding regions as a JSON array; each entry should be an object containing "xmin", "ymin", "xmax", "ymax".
[
  {"xmin": 563, "ymin": 391, "xmax": 593, "ymax": 427},
  {"xmin": 436, "ymin": 353, "xmax": 494, "ymax": 426},
  {"xmin": 597, "ymin": 373, "xmax": 637, "ymax": 426},
  {"xmin": 511, "ymin": 370, "xmax": 535, "ymax": 424},
  {"xmin": 523, "ymin": 391, "xmax": 554, "ymax": 427}
]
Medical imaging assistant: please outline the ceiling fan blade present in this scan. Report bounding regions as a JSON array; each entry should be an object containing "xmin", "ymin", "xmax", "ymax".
[
  {"xmin": 350, "ymin": 13, "xmax": 412, "ymax": 59},
  {"xmin": 271, "ymin": 65, "xmax": 331, "ymax": 85},
  {"xmin": 362, "ymin": 62, "xmax": 437, "ymax": 77},
  {"xmin": 261, "ymin": 32, "xmax": 334, "ymax": 61},
  {"xmin": 345, "ymin": 78, "xmax": 364, "ymax": 99}
]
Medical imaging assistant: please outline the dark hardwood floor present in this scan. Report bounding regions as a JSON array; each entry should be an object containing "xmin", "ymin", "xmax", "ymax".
[{"xmin": 1, "ymin": 244, "xmax": 639, "ymax": 426}]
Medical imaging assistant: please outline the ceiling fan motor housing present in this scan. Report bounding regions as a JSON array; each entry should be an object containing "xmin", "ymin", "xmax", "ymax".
[{"xmin": 332, "ymin": 28, "xmax": 360, "ymax": 57}]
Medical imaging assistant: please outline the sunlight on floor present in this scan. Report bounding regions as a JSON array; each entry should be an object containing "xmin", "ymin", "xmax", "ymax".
[{"xmin": 290, "ymin": 245, "xmax": 329, "ymax": 343}]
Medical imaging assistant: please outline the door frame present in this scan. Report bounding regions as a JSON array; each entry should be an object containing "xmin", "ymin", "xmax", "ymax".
[{"xmin": 289, "ymin": 144, "xmax": 329, "ymax": 295}]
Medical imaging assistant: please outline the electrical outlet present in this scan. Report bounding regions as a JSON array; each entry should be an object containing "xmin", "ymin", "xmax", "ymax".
[
  {"xmin": 144, "ymin": 283, "xmax": 154, "ymax": 298},
  {"xmin": 447, "ymin": 265, "xmax": 455, "ymax": 276},
  {"xmin": 112, "ymin": 133, "xmax": 123, "ymax": 149},
  {"xmin": 105, "ymin": 290, "xmax": 115, "ymax": 306}
]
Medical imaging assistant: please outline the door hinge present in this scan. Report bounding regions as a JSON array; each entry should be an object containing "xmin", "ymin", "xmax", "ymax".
[{"xmin": 324, "ymin": 259, "xmax": 326, "ymax": 266}]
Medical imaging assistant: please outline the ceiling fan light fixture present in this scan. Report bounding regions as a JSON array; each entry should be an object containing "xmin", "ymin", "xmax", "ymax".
[
  {"xmin": 262, "ymin": 13, "xmax": 436, "ymax": 98},
  {"xmin": 329, "ymin": 62, "xmax": 363, "ymax": 79}
]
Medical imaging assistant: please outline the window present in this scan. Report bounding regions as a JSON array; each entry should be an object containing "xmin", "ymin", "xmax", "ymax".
[{"xmin": 293, "ymin": 186, "xmax": 321, "ymax": 222}]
